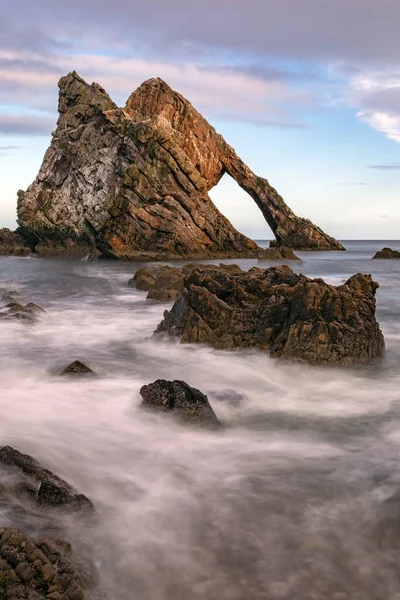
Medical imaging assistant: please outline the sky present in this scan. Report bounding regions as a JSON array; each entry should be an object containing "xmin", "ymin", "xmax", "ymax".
[{"xmin": 0, "ymin": 0, "xmax": 399, "ymax": 240}]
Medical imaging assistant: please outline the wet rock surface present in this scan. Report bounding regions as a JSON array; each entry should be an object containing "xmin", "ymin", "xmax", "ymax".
[
  {"xmin": 0, "ymin": 446, "xmax": 94, "ymax": 512},
  {"xmin": 0, "ymin": 296, "xmax": 45, "ymax": 324},
  {"xmin": 35, "ymin": 240, "xmax": 100, "ymax": 261},
  {"xmin": 155, "ymin": 265, "xmax": 384, "ymax": 365},
  {"xmin": 372, "ymin": 247, "xmax": 400, "ymax": 259},
  {"xmin": 0, "ymin": 229, "xmax": 33, "ymax": 257},
  {"xmin": 59, "ymin": 361, "xmax": 95, "ymax": 376},
  {"xmin": 0, "ymin": 528, "xmax": 89, "ymax": 600},
  {"xmin": 140, "ymin": 379, "xmax": 222, "ymax": 429},
  {"xmin": 17, "ymin": 72, "xmax": 343, "ymax": 258},
  {"xmin": 262, "ymin": 246, "xmax": 301, "ymax": 260}
]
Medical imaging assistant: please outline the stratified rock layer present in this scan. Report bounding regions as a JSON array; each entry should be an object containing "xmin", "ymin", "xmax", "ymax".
[
  {"xmin": 155, "ymin": 265, "xmax": 384, "ymax": 365},
  {"xmin": 17, "ymin": 72, "xmax": 344, "ymax": 259}
]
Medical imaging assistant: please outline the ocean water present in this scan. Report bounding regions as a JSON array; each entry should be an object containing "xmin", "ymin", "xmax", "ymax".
[{"xmin": 1, "ymin": 240, "xmax": 400, "ymax": 599}]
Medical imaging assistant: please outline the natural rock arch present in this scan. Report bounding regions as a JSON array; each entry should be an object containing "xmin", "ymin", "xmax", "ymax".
[{"xmin": 17, "ymin": 72, "xmax": 344, "ymax": 259}]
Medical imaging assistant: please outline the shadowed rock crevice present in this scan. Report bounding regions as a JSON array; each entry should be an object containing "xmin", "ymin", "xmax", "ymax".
[{"xmin": 17, "ymin": 72, "xmax": 344, "ymax": 259}]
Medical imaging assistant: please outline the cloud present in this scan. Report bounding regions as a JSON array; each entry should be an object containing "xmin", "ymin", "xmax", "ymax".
[
  {"xmin": 369, "ymin": 163, "xmax": 400, "ymax": 170},
  {"xmin": 0, "ymin": 49, "xmax": 312, "ymax": 134},
  {"xmin": 0, "ymin": 114, "xmax": 54, "ymax": 135},
  {"xmin": 336, "ymin": 182, "xmax": 369, "ymax": 186}
]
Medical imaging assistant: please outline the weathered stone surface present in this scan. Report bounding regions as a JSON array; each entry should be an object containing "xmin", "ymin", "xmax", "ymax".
[
  {"xmin": 0, "ymin": 446, "xmax": 94, "ymax": 512},
  {"xmin": 140, "ymin": 379, "xmax": 222, "ymax": 428},
  {"xmin": 155, "ymin": 265, "xmax": 384, "ymax": 365},
  {"xmin": 129, "ymin": 268, "xmax": 156, "ymax": 290},
  {"xmin": 372, "ymin": 247, "xmax": 400, "ymax": 259},
  {"xmin": 0, "ymin": 528, "xmax": 89, "ymax": 600},
  {"xmin": 261, "ymin": 246, "xmax": 301, "ymax": 260},
  {"xmin": 35, "ymin": 240, "xmax": 100, "ymax": 260},
  {"xmin": 0, "ymin": 228, "xmax": 32, "ymax": 257},
  {"xmin": 0, "ymin": 300, "xmax": 45, "ymax": 324},
  {"xmin": 59, "ymin": 361, "xmax": 94, "ymax": 376},
  {"xmin": 17, "ymin": 72, "xmax": 344, "ymax": 258}
]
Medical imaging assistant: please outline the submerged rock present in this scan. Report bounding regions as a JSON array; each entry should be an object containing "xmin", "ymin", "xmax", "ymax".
[
  {"xmin": 0, "ymin": 228, "xmax": 32, "ymax": 257},
  {"xmin": 155, "ymin": 265, "xmax": 384, "ymax": 365},
  {"xmin": 0, "ymin": 300, "xmax": 45, "ymax": 323},
  {"xmin": 0, "ymin": 446, "xmax": 94, "ymax": 512},
  {"xmin": 140, "ymin": 379, "xmax": 222, "ymax": 429},
  {"xmin": 17, "ymin": 71, "xmax": 343, "ymax": 259},
  {"xmin": 0, "ymin": 528, "xmax": 89, "ymax": 600},
  {"xmin": 372, "ymin": 247, "xmax": 400, "ymax": 259},
  {"xmin": 60, "ymin": 361, "xmax": 95, "ymax": 376}
]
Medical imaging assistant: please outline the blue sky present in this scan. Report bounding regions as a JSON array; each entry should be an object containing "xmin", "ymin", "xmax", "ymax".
[{"xmin": 0, "ymin": 0, "xmax": 399, "ymax": 239}]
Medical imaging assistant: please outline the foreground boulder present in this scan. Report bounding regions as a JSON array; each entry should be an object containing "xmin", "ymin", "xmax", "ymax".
[
  {"xmin": 17, "ymin": 72, "xmax": 344, "ymax": 259},
  {"xmin": 155, "ymin": 265, "xmax": 384, "ymax": 365},
  {"xmin": 0, "ymin": 446, "xmax": 94, "ymax": 512},
  {"xmin": 0, "ymin": 528, "xmax": 89, "ymax": 600},
  {"xmin": 0, "ymin": 228, "xmax": 32, "ymax": 257},
  {"xmin": 60, "ymin": 361, "xmax": 95, "ymax": 375},
  {"xmin": 373, "ymin": 247, "xmax": 400, "ymax": 259},
  {"xmin": 140, "ymin": 379, "xmax": 222, "ymax": 428}
]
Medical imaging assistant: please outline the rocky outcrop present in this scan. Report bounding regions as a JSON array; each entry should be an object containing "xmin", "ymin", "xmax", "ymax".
[
  {"xmin": 155, "ymin": 265, "xmax": 384, "ymax": 365},
  {"xmin": 373, "ymin": 247, "xmax": 400, "ymax": 259},
  {"xmin": 0, "ymin": 446, "xmax": 94, "ymax": 512},
  {"xmin": 0, "ymin": 228, "xmax": 32, "ymax": 257},
  {"xmin": 60, "ymin": 361, "xmax": 95, "ymax": 375},
  {"xmin": 17, "ymin": 72, "xmax": 344, "ymax": 259},
  {"xmin": 262, "ymin": 246, "xmax": 301, "ymax": 260},
  {"xmin": 0, "ymin": 528, "xmax": 89, "ymax": 600},
  {"xmin": 140, "ymin": 379, "xmax": 222, "ymax": 428}
]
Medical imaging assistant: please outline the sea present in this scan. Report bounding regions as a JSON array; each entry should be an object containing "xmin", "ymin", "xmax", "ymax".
[{"xmin": 1, "ymin": 240, "xmax": 400, "ymax": 600}]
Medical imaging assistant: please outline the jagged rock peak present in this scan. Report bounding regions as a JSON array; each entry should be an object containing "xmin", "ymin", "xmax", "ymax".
[{"xmin": 17, "ymin": 71, "xmax": 345, "ymax": 259}]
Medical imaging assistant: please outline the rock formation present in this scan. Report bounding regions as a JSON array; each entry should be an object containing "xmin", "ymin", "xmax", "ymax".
[
  {"xmin": 154, "ymin": 265, "xmax": 384, "ymax": 365},
  {"xmin": 140, "ymin": 379, "xmax": 222, "ymax": 428},
  {"xmin": 0, "ymin": 446, "xmax": 94, "ymax": 512},
  {"xmin": 373, "ymin": 247, "xmax": 400, "ymax": 259},
  {"xmin": 0, "ymin": 228, "xmax": 32, "ymax": 257},
  {"xmin": 0, "ymin": 300, "xmax": 45, "ymax": 324},
  {"xmin": 60, "ymin": 360, "xmax": 95, "ymax": 375},
  {"xmin": 17, "ymin": 71, "xmax": 344, "ymax": 259},
  {"xmin": 0, "ymin": 528, "xmax": 90, "ymax": 600}
]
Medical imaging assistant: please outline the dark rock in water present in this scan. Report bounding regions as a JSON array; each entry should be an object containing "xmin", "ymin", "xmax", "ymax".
[
  {"xmin": 140, "ymin": 379, "xmax": 222, "ymax": 429},
  {"xmin": 0, "ymin": 300, "xmax": 45, "ymax": 324},
  {"xmin": 154, "ymin": 265, "xmax": 384, "ymax": 365},
  {"xmin": 372, "ymin": 247, "xmax": 400, "ymax": 259},
  {"xmin": 129, "ymin": 268, "xmax": 156, "ymax": 290},
  {"xmin": 0, "ymin": 228, "xmax": 33, "ymax": 257},
  {"xmin": 0, "ymin": 528, "xmax": 90, "ymax": 600},
  {"xmin": 60, "ymin": 361, "xmax": 94, "ymax": 375},
  {"xmin": 146, "ymin": 266, "xmax": 187, "ymax": 302},
  {"xmin": 16, "ymin": 71, "xmax": 343, "ymax": 259},
  {"xmin": 0, "ymin": 446, "xmax": 94, "ymax": 512}
]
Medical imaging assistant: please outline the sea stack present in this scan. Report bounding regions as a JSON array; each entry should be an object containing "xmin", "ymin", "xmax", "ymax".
[{"xmin": 17, "ymin": 72, "xmax": 344, "ymax": 259}]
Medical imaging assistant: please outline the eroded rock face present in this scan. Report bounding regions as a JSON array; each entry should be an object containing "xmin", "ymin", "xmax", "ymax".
[
  {"xmin": 0, "ymin": 228, "xmax": 32, "ymax": 257},
  {"xmin": 373, "ymin": 247, "xmax": 400, "ymax": 259},
  {"xmin": 17, "ymin": 72, "xmax": 344, "ymax": 259},
  {"xmin": 155, "ymin": 265, "xmax": 384, "ymax": 365},
  {"xmin": 140, "ymin": 379, "xmax": 222, "ymax": 428}
]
